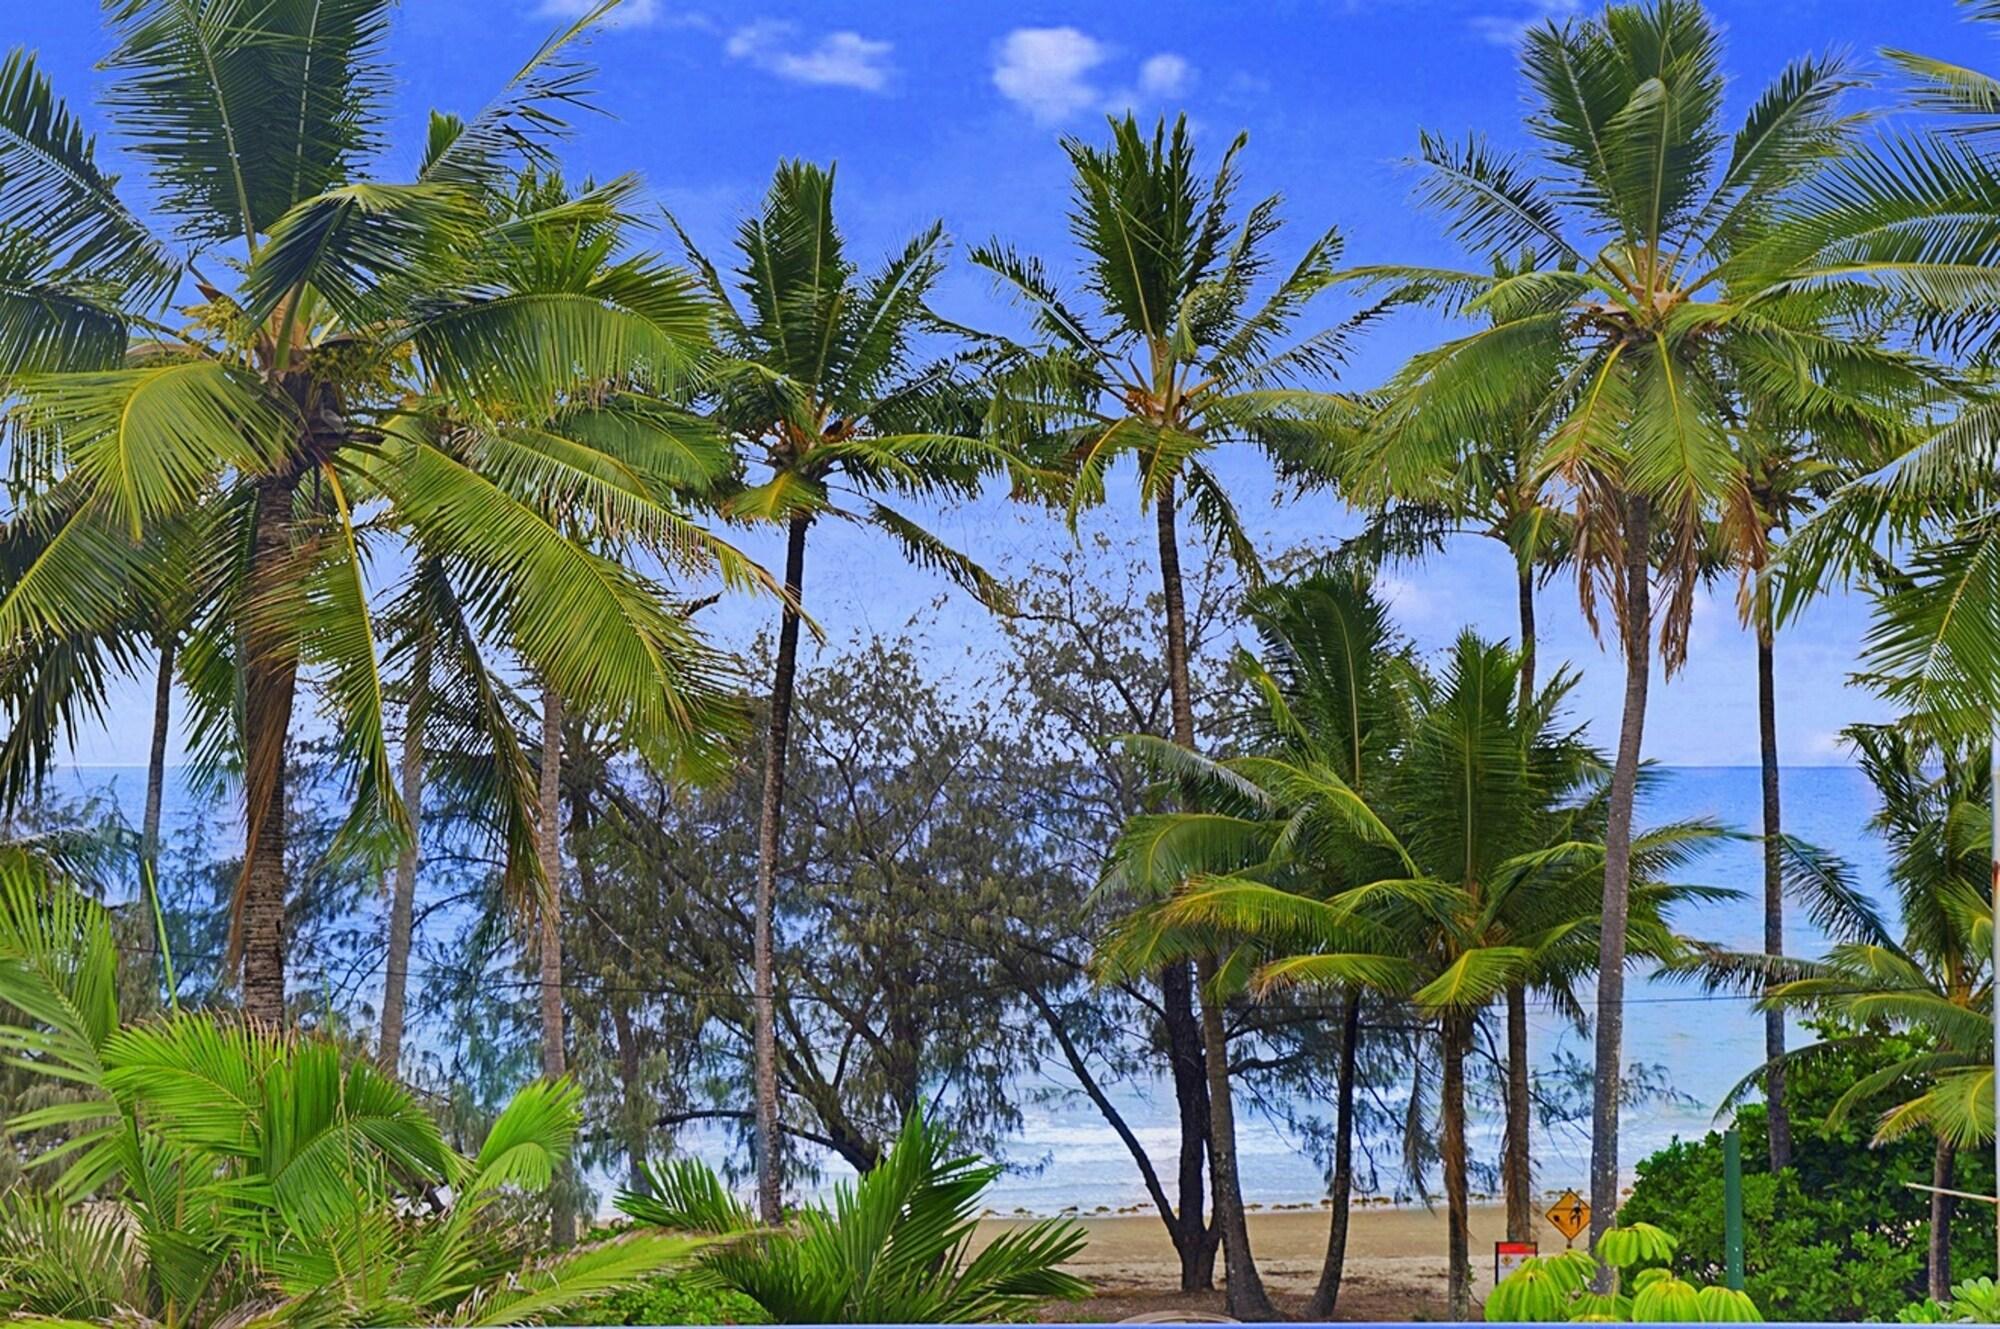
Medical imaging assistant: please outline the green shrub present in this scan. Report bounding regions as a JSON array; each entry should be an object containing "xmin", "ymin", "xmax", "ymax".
[
  {"xmin": 1622, "ymin": 1033, "xmax": 1994, "ymax": 1322},
  {"xmin": 573, "ymin": 1273, "xmax": 765, "ymax": 1326},
  {"xmin": 1483, "ymin": 1223, "xmax": 1762, "ymax": 1322},
  {"xmin": 617, "ymin": 1114, "xmax": 1089, "ymax": 1324}
]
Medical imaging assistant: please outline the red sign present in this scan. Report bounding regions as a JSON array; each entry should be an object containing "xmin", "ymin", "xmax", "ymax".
[{"xmin": 1495, "ymin": 1240, "xmax": 1539, "ymax": 1284}]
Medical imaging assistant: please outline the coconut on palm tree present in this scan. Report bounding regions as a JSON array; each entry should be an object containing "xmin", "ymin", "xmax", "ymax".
[
  {"xmin": 976, "ymin": 114, "xmax": 1366, "ymax": 1313},
  {"xmin": 0, "ymin": 2, "xmax": 750, "ymax": 1024},
  {"xmin": 1346, "ymin": 0, "xmax": 1936, "ymax": 1250},
  {"xmin": 672, "ymin": 159, "xmax": 1011, "ymax": 1223}
]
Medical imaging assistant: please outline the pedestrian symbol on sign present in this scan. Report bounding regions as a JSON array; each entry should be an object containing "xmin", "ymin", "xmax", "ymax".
[{"xmin": 1545, "ymin": 1189, "xmax": 1590, "ymax": 1246}]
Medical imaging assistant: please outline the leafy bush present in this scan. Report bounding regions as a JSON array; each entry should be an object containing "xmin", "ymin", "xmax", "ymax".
[
  {"xmin": 0, "ymin": 865, "xmax": 698, "ymax": 1327},
  {"xmin": 572, "ymin": 1272, "xmax": 765, "ymax": 1325},
  {"xmin": 617, "ymin": 1114, "xmax": 1089, "ymax": 1323},
  {"xmin": 1622, "ymin": 1032, "xmax": 1995, "ymax": 1322},
  {"xmin": 1902, "ymin": 1277, "xmax": 2000, "ymax": 1323},
  {"xmin": 1484, "ymin": 1222, "xmax": 1762, "ymax": 1322}
]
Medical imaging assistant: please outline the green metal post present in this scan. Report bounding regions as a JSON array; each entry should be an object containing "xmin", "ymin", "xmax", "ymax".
[{"xmin": 1724, "ymin": 1126, "xmax": 1745, "ymax": 1291}]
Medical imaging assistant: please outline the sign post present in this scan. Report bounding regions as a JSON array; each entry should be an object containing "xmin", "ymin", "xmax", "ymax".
[{"xmin": 1724, "ymin": 1127, "xmax": 1745, "ymax": 1290}]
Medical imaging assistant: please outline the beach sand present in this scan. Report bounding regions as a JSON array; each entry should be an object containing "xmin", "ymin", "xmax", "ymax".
[{"xmin": 977, "ymin": 1203, "xmax": 1522, "ymax": 1321}]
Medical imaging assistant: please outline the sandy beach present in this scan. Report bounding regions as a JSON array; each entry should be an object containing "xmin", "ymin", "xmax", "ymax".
[{"xmin": 978, "ymin": 1204, "xmax": 1520, "ymax": 1321}]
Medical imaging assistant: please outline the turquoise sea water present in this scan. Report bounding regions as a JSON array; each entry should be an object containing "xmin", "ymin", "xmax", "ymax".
[{"xmin": 40, "ymin": 764, "xmax": 1890, "ymax": 1214}]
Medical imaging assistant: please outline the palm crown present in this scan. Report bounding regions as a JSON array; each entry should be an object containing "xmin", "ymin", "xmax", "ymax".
[
  {"xmin": 1350, "ymin": 0, "xmax": 1934, "ymax": 658},
  {"xmin": 0, "ymin": 2, "xmax": 750, "ymax": 1018}
]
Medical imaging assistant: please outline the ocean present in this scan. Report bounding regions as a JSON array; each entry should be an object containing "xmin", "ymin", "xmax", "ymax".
[{"xmin": 35, "ymin": 763, "xmax": 1891, "ymax": 1215}]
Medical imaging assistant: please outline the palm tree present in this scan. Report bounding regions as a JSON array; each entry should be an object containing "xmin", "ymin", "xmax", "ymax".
[
  {"xmin": 619, "ymin": 1114, "xmax": 1090, "ymax": 1324},
  {"xmin": 0, "ymin": 857, "xmax": 702, "ymax": 1328},
  {"xmin": 1347, "ymin": 0, "xmax": 1933, "ymax": 1249},
  {"xmin": 1100, "ymin": 573, "xmax": 1722, "ymax": 1319},
  {"xmin": 975, "ymin": 114, "xmax": 1363, "ymax": 1314},
  {"xmin": 0, "ymin": 2, "xmax": 743, "ymax": 1024},
  {"xmin": 1162, "ymin": 568, "xmax": 1406, "ymax": 1318},
  {"xmin": 672, "ymin": 160, "xmax": 1010, "ymax": 1224},
  {"xmin": 1709, "ymin": 721, "xmax": 1990, "ymax": 1301},
  {"xmin": 1340, "ymin": 249, "xmax": 1576, "ymax": 1240}
]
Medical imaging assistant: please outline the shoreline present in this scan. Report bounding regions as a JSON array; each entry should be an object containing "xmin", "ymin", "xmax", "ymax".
[{"xmin": 980, "ymin": 1203, "xmax": 1536, "ymax": 1321}]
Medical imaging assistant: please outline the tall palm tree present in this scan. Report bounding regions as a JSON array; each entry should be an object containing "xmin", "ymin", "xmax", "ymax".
[
  {"xmin": 1712, "ymin": 390, "xmax": 1915, "ymax": 1171},
  {"xmin": 1340, "ymin": 249, "xmax": 1575, "ymax": 1240},
  {"xmin": 673, "ymin": 160, "xmax": 1009, "ymax": 1224},
  {"xmin": 976, "ymin": 114, "xmax": 1362, "ymax": 1315},
  {"xmin": 1100, "ymin": 573, "xmax": 1722, "ymax": 1320},
  {"xmin": 1347, "ymin": 0, "xmax": 1931, "ymax": 1250},
  {"xmin": 0, "ymin": 2, "xmax": 743, "ymax": 1024}
]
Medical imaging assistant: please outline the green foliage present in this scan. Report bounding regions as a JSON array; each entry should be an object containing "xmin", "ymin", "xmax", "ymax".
[
  {"xmin": 1903, "ymin": 1277, "xmax": 2000, "ymax": 1324},
  {"xmin": 1484, "ymin": 1224, "xmax": 1762, "ymax": 1323},
  {"xmin": 0, "ymin": 862, "xmax": 699, "ymax": 1327},
  {"xmin": 617, "ymin": 1114, "xmax": 1090, "ymax": 1324},
  {"xmin": 571, "ymin": 1272, "xmax": 765, "ymax": 1326},
  {"xmin": 1623, "ymin": 1036, "xmax": 1997, "ymax": 1322}
]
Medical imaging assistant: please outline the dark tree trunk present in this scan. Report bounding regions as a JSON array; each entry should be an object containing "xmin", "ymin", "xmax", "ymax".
[
  {"xmin": 239, "ymin": 475, "xmax": 299, "ymax": 1027},
  {"xmin": 141, "ymin": 636, "xmax": 174, "ymax": 887},
  {"xmin": 537, "ymin": 686, "xmax": 573, "ymax": 1247},
  {"xmin": 138, "ymin": 636, "xmax": 175, "ymax": 1004},
  {"xmin": 1200, "ymin": 952, "xmax": 1274, "ymax": 1319},
  {"xmin": 379, "ymin": 624, "xmax": 430, "ymax": 1074},
  {"xmin": 1516, "ymin": 559, "xmax": 1538, "ymax": 713},
  {"xmin": 1444, "ymin": 1012, "xmax": 1473, "ymax": 1320},
  {"xmin": 1589, "ymin": 494, "xmax": 1652, "ymax": 1270},
  {"xmin": 754, "ymin": 513, "xmax": 810, "ymax": 1225},
  {"xmin": 1158, "ymin": 478, "xmax": 1269, "ymax": 1315},
  {"xmin": 613, "ymin": 1000, "xmax": 649, "ymax": 1195},
  {"xmin": 1307, "ymin": 988, "xmax": 1363, "ymax": 1318},
  {"xmin": 1504, "ymin": 983, "xmax": 1535, "ymax": 1242},
  {"xmin": 1931, "ymin": 1137, "xmax": 1958, "ymax": 1301},
  {"xmin": 1505, "ymin": 561, "xmax": 1538, "ymax": 1242},
  {"xmin": 1164, "ymin": 960, "xmax": 1218, "ymax": 1290},
  {"xmin": 1757, "ymin": 608, "xmax": 1792, "ymax": 1171}
]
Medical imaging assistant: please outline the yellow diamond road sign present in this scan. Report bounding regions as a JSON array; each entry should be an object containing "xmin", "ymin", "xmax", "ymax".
[{"xmin": 1546, "ymin": 1189, "xmax": 1590, "ymax": 1244}]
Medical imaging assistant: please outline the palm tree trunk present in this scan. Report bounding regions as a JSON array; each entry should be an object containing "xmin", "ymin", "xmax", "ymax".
[
  {"xmin": 1307, "ymin": 987, "xmax": 1363, "ymax": 1317},
  {"xmin": 538, "ymin": 685, "xmax": 573, "ymax": 1247},
  {"xmin": 141, "ymin": 636, "xmax": 174, "ymax": 887},
  {"xmin": 754, "ymin": 512, "xmax": 810, "ymax": 1225},
  {"xmin": 1504, "ymin": 562, "xmax": 1538, "ymax": 1243},
  {"xmin": 1930, "ymin": 1136, "xmax": 1958, "ymax": 1301},
  {"xmin": 1199, "ymin": 952, "xmax": 1273, "ymax": 1319},
  {"xmin": 138, "ymin": 635, "xmax": 175, "ymax": 1003},
  {"xmin": 1757, "ymin": 607, "xmax": 1792, "ymax": 1171},
  {"xmin": 1444, "ymin": 1012, "xmax": 1474, "ymax": 1320},
  {"xmin": 1503, "ymin": 984, "xmax": 1535, "ymax": 1241},
  {"xmin": 1590, "ymin": 492, "xmax": 1652, "ymax": 1271},
  {"xmin": 379, "ymin": 625, "xmax": 430, "ymax": 1074},
  {"xmin": 239, "ymin": 474, "xmax": 299, "ymax": 1027},
  {"xmin": 1516, "ymin": 560, "xmax": 1537, "ymax": 712},
  {"xmin": 1157, "ymin": 478, "xmax": 1273, "ymax": 1318},
  {"xmin": 1164, "ymin": 961, "xmax": 1217, "ymax": 1290}
]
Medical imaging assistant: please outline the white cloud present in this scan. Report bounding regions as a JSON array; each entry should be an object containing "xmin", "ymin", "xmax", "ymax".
[
  {"xmin": 534, "ymin": 0, "xmax": 660, "ymax": 28},
  {"xmin": 1138, "ymin": 53, "xmax": 1191, "ymax": 98},
  {"xmin": 726, "ymin": 21, "xmax": 894, "ymax": 91},
  {"xmin": 992, "ymin": 27, "xmax": 1109, "ymax": 123},
  {"xmin": 1469, "ymin": 0, "xmax": 1579, "ymax": 46},
  {"xmin": 992, "ymin": 29, "xmax": 1195, "ymax": 124}
]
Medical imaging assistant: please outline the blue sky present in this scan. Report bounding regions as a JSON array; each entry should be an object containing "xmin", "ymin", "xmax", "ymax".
[{"xmin": 13, "ymin": 0, "xmax": 1988, "ymax": 769}]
